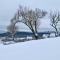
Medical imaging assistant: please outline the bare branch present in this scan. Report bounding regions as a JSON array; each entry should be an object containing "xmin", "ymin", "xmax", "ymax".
[
  {"xmin": 50, "ymin": 11, "xmax": 60, "ymax": 36},
  {"xmin": 11, "ymin": 5, "xmax": 47, "ymax": 39}
]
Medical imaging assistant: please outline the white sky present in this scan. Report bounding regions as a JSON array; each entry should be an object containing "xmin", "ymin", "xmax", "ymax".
[{"xmin": 0, "ymin": 0, "xmax": 60, "ymax": 30}]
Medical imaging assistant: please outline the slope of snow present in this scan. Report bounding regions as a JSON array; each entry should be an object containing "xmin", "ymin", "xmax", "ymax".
[{"xmin": 0, "ymin": 37, "xmax": 60, "ymax": 60}]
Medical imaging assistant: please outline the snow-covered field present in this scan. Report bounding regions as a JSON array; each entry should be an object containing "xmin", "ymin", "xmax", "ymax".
[{"xmin": 0, "ymin": 37, "xmax": 60, "ymax": 60}]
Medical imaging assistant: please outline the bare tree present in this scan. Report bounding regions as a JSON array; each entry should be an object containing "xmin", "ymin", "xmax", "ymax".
[
  {"xmin": 50, "ymin": 11, "xmax": 60, "ymax": 36},
  {"xmin": 7, "ymin": 24, "xmax": 18, "ymax": 40},
  {"xmin": 11, "ymin": 6, "xmax": 47, "ymax": 39}
]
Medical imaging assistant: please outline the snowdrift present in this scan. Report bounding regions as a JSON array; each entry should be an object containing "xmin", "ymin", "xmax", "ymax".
[{"xmin": 0, "ymin": 37, "xmax": 60, "ymax": 60}]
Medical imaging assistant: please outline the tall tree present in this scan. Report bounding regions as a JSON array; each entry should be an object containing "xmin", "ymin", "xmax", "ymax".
[
  {"xmin": 11, "ymin": 6, "xmax": 47, "ymax": 39},
  {"xmin": 7, "ymin": 23, "xmax": 18, "ymax": 40},
  {"xmin": 50, "ymin": 11, "xmax": 60, "ymax": 36}
]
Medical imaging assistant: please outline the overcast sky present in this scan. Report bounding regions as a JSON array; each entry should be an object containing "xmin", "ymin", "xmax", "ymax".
[{"xmin": 0, "ymin": 0, "xmax": 60, "ymax": 30}]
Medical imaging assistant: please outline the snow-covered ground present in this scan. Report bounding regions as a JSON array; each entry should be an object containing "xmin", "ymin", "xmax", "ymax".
[{"xmin": 0, "ymin": 37, "xmax": 60, "ymax": 60}]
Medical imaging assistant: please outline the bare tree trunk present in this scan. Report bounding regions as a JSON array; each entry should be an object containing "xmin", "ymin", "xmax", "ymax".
[
  {"xmin": 55, "ymin": 28, "xmax": 58, "ymax": 37},
  {"xmin": 31, "ymin": 28, "xmax": 38, "ymax": 40},
  {"xmin": 51, "ymin": 25, "xmax": 58, "ymax": 37},
  {"xmin": 35, "ymin": 21, "xmax": 38, "ymax": 39},
  {"xmin": 29, "ymin": 22, "xmax": 38, "ymax": 40},
  {"xmin": 12, "ymin": 35, "xmax": 14, "ymax": 40}
]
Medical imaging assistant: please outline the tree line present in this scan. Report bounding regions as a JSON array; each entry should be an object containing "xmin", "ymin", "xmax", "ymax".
[{"xmin": 7, "ymin": 5, "xmax": 60, "ymax": 40}]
